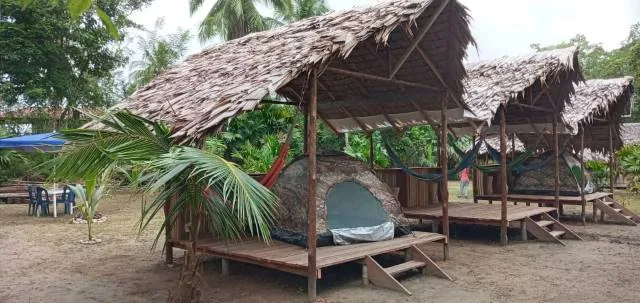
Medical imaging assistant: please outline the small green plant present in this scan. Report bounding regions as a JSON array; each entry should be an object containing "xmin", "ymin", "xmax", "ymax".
[
  {"xmin": 69, "ymin": 180, "xmax": 107, "ymax": 243},
  {"xmin": 618, "ymin": 145, "xmax": 640, "ymax": 193},
  {"xmin": 585, "ymin": 160, "xmax": 610, "ymax": 188}
]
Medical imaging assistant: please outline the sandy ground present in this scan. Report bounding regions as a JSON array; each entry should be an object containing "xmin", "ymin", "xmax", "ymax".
[{"xmin": 1, "ymin": 188, "xmax": 640, "ymax": 303}]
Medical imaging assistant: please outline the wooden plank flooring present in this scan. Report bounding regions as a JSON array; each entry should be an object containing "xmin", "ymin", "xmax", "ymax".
[
  {"xmin": 178, "ymin": 231, "xmax": 446, "ymax": 277},
  {"xmin": 476, "ymin": 192, "xmax": 612, "ymax": 205},
  {"xmin": 403, "ymin": 202, "xmax": 556, "ymax": 225}
]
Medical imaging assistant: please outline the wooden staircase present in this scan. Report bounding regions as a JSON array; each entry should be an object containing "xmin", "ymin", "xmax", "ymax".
[
  {"xmin": 594, "ymin": 196, "xmax": 640, "ymax": 226},
  {"xmin": 363, "ymin": 245, "xmax": 452, "ymax": 295},
  {"xmin": 524, "ymin": 213, "xmax": 583, "ymax": 245}
]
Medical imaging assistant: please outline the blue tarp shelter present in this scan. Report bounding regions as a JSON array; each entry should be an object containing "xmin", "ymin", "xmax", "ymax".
[
  {"xmin": 0, "ymin": 132, "xmax": 65, "ymax": 216},
  {"xmin": 0, "ymin": 132, "xmax": 64, "ymax": 152}
]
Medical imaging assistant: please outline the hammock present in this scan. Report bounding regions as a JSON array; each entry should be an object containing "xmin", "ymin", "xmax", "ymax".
[
  {"xmin": 477, "ymin": 138, "xmax": 547, "ymax": 174},
  {"xmin": 383, "ymin": 137, "xmax": 483, "ymax": 182},
  {"xmin": 260, "ymin": 124, "xmax": 295, "ymax": 189}
]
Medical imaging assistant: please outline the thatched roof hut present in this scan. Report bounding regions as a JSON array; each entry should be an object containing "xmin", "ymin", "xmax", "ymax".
[
  {"xmin": 452, "ymin": 47, "xmax": 582, "ymax": 134},
  {"xmin": 477, "ymin": 134, "xmax": 526, "ymax": 155},
  {"xmin": 116, "ymin": 0, "xmax": 474, "ymax": 140},
  {"xmin": 519, "ymin": 77, "xmax": 634, "ymax": 152}
]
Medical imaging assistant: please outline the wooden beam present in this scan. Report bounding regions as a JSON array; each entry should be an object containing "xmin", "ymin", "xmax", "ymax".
[
  {"xmin": 440, "ymin": 95, "xmax": 450, "ymax": 259},
  {"xmin": 382, "ymin": 112, "xmax": 404, "ymax": 133},
  {"xmin": 389, "ymin": 0, "xmax": 451, "ymax": 79},
  {"xmin": 499, "ymin": 106, "xmax": 508, "ymax": 246},
  {"xmin": 326, "ymin": 67, "xmax": 443, "ymax": 91},
  {"xmin": 513, "ymin": 102, "xmax": 554, "ymax": 112},
  {"xmin": 285, "ymin": 86, "xmax": 339, "ymax": 136},
  {"xmin": 553, "ymin": 113, "xmax": 560, "ymax": 219},
  {"xmin": 412, "ymin": 41, "xmax": 468, "ymax": 113},
  {"xmin": 317, "ymin": 79, "xmax": 337, "ymax": 101},
  {"xmin": 306, "ymin": 70, "xmax": 318, "ymax": 302},
  {"xmin": 472, "ymin": 134, "xmax": 479, "ymax": 204},
  {"xmin": 526, "ymin": 118, "xmax": 551, "ymax": 147},
  {"xmin": 580, "ymin": 128, "xmax": 586, "ymax": 225},
  {"xmin": 341, "ymin": 106, "xmax": 370, "ymax": 132}
]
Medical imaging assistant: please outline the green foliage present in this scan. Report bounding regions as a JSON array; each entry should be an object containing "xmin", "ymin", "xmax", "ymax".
[
  {"xmin": 276, "ymin": 0, "xmax": 329, "ymax": 22},
  {"xmin": 53, "ymin": 111, "xmax": 278, "ymax": 245},
  {"xmin": 617, "ymin": 144, "xmax": 640, "ymax": 192},
  {"xmin": 344, "ymin": 132, "xmax": 390, "ymax": 168},
  {"xmin": 69, "ymin": 180, "xmax": 107, "ymax": 241},
  {"xmin": 531, "ymin": 23, "xmax": 640, "ymax": 121},
  {"xmin": 191, "ymin": 0, "xmax": 292, "ymax": 41},
  {"xmin": 1, "ymin": 0, "xmax": 149, "ymax": 124},
  {"xmin": 125, "ymin": 19, "xmax": 191, "ymax": 96},
  {"xmin": 585, "ymin": 160, "xmax": 610, "ymax": 187}
]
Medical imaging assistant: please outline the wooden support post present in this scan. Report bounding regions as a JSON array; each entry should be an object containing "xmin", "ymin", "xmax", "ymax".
[
  {"xmin": 306, "ymin": 71, "xmax": 318, "ymax": 302},
  {"xmin": 580, "ymin": 129, "xmax": 586, "ymax": 225},
  {"xmin": 221, "ymin": 258, "xmax": 230, "ymax": 276},
  {"xmin": 472, "ymin": 135, "xmax": 478, "ymax": 204},
  {"xmin": 553, "ymin": 114, "xmax": 560, "ymax": 220},
  {"xmin": 499, "ymin": 106, "xmax": 508, "ymax": 246},
  {"xmin": 440, "ymin": 96, "xmax": 450, "ymax": 259},
  {"xmin": 520, "ymin": 220, "xmax": 527, "ymax": 241},
  {"xmin": 369, "ymin": 131, "xmax": 374, "ymax": 170},
  {"xmin": 362, "ymin": 263, "xmax": 369, "ymax": 286},
  {"xmin": 164, "ymin": 200, "xmax": 173, "ymax": 265},
  {"xmin": 303, "ymin": 105, "xmax": 309, "ymax": 154},
  {"xmin": 609, "ymin": 120, "xmax": 615, "ymax": 197}
]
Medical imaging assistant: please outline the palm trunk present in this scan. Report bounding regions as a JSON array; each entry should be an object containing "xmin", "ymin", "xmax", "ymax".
[
  {"xmin": 87, "ymin": 219, "xmax": 93, "ymax": 241},
  {"xmin": 170, "ymin": 203, "xmax": 204, "ymax": 303}
]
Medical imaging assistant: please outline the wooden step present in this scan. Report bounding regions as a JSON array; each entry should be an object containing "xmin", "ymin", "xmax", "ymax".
[
  {"xmin": 603, "ymin": 201, "xmax": 614, "ymax": 206},
  {"xmin": 625, "ymin": 215, "xmax": 633, "ymax": 220},
  {"xmin": 536, "ymin": 220, "xmax": 554, "ymax": 228},
  {"xmin": 384, "ymin": 261, "xmax": 427, "ymax": 276},
  {"xmin": 613, "ymin": 208, "xmax": 623, "ymax": 213},
  {"xmin": 594, "ymin": 199, "xmax": 637, "ymax": 226},
  {"xmin": 549, "ymin": 230, "xmax": 565, "ymax": 238}
]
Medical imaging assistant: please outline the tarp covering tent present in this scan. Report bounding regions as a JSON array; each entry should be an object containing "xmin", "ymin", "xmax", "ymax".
[
  {"xmin": 272, "ymin": 154, "xmax": 409, "ymax": 246},
  {"xmin": 511, "ymin": 151, "xmax": 596, "ymax": 196}
]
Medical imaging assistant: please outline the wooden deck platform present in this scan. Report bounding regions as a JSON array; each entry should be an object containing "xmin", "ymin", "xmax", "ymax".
[
  {"xmin": 403, "ymin": 202, "xmax": 557, "ymax": 226},
  {"xmin": 173, "ymin": 231, "xmax": 447, "ymax": 278},
  {"xmin": 475, "ymin": 192, "xmax": 612, "ymax": 206}
]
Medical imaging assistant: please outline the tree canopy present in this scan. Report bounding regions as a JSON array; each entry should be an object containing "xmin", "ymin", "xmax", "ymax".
[{"xmin": 0, "ymin": 0, "xmax": 150, "ymax": 126}]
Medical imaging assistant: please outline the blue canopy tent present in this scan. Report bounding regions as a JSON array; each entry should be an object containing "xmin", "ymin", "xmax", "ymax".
[{"xmin": 0, "ymin": 132, "xmax": 65, "ymax": 217}]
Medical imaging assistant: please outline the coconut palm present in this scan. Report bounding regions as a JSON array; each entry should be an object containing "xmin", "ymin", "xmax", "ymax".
[
  {"xmin": 53, "ymin": 111, "xmax": 278, "ymax": 302},
  {"xmin": 276, "ymin": 0, "xmax": 329, "ymax": 22},
  {"xmin": 191, "ymin": 0, "xmax": 292, "ymax": 42},
  {"xmin": 126, "ymin": 19, "xmax": 191, "ymax": 96}
]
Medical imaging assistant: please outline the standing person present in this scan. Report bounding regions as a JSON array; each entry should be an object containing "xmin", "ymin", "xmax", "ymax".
[{"xmin": 459, "ymin": 167, "xmax": 470, "ymax": 198}]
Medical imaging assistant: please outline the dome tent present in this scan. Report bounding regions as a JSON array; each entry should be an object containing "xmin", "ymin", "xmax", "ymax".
[
  {"xmin": 511, "ymin": 151, "xmax": 596, "ymax": 196},
  {"xmin": 272, "ymin": 154, "xmax": 409, "ymax": 247}
]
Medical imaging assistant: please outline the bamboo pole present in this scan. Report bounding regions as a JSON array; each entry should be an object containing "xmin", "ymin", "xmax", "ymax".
[
  {"xmin": 609, "ymin": 120, "xmax": 615, "ymax": 197},
  {"xmin": 303, "ymin": 105, "xmax": 309, "ymax": 154},
  {"xmin": 499, "ymin": 106, "xmax": 508, "ymax": 246},
  {"xmin": 580, "ymin": 128, "xmax": 586, "ymax": 225},
  {"xmin": 440, "ymin": 96, "xmax": 449, "ymax": 259},
  {"xmin": 164, "ymin": 200, "xmax": 173, "ymax": 264},
  {"xmin": 306, "ymin": 70, "xmax": 318, "ymax": 301}
]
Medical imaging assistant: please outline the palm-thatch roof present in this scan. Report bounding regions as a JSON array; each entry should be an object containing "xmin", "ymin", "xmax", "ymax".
[
  {"xmin": 477, "ymin": 134, "xmax": 526, "ymax": 155},
  {"xmin": 518, "ymin": 77, "xmax": 634, "ymax": 152},
  {"xmin": 116, "ymin": 0, "xmax": 474, "ymax": 140},
  {"xmin": 452, "ymin": 47, "xmax": 582, "ymax": 134}
]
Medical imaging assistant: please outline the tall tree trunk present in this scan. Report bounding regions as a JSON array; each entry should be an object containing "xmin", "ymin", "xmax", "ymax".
[{"xmin": 170, "ymin": 203, "xmax": 204, "ymax": 303}]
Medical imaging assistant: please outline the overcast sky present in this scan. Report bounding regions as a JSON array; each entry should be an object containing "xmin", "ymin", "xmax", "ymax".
[{"xmin": 129, "ymin": 0, "xmax": 640, "ymax": 64}]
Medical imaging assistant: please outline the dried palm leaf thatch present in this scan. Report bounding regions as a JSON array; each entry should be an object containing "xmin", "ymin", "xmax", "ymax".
[
  {"xmin": 477, "ymin": 134, "xmax": 525, "ymax": 155},
  {"xmin": 562, "ymin": 77, "xmax": 634, "ymax": 132},
  {"xmin": 462, "ymin": 47, "xmax": 582, "ymax": 128},
  {"xmin": 114, "ymin": 0, "xmax": 474, "ymax": 140},
  {"xmin": 622, "ymin": 123, "xmax": 640, "ymax": 145}
]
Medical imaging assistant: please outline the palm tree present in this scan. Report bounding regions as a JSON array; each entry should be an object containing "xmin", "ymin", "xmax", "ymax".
[
  {"xmin": 53, "ymin": 111, "xmax": 278, "ymax": 302},
  {"xmin": 276, "ymin": 0, "xmax": 329, "ymax": 22},
  {"xmin": 191, "ymin": 0, "xmax": 293, "ymax": 42},
  {"xmin": 126, "ymin": 19, "xmax": 191, "ymax": 95}
]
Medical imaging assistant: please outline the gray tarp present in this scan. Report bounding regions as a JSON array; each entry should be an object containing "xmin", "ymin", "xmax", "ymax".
[{"xmin": 330, "ymin": 222, "xmax": 395, "ymax": 245}]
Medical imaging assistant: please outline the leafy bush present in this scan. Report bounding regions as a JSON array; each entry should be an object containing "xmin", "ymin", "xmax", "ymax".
[
  {"xmin": 617, "ymin": 144, "xmax": 640, "ymax": 193},
  {"xmin": 585, "ymin": 160, "xmax": 610, "ymax": 188}
]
